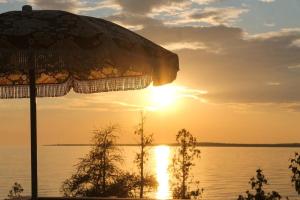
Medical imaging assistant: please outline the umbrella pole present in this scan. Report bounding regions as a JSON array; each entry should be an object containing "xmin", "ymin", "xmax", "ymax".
[{"xmin": 29, "ymin": 63, "xmax": 38, "ymax": 199}]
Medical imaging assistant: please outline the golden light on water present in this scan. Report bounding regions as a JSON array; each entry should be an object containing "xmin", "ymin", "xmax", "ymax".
[{"xmin": 155, "ymin": 145, "xmax": 171, "ymax": 199}]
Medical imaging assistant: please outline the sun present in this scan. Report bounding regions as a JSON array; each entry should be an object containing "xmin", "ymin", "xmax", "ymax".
[
  {"xmin": 143, "ymin": 84, "xmax": 207, "ymax": 111},
  {"xmin": 147, "ymin": 84, "xmax": 179, "ymax": 110}
]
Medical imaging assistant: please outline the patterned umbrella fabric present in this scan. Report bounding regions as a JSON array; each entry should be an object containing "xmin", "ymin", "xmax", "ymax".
[{"xmin": 0, "ymin": 5, "xmax": 179, "ymax": 98}]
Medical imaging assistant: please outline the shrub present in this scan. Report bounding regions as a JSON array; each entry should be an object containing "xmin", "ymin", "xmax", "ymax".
[
  {"xmin": 289, "ymin": 152, "xmax": 300, "ymax": 195},
  {"xmin": 237, "ymin": 169, "xmax": 282, "ymax": 200},
  {"xmin": 7, "ymin": 182, "xmax": 23, "ymax": 199}
]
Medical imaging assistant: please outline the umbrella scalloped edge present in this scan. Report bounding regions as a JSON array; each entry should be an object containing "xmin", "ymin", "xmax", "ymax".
[{"xmin": 0, "ymin": 75, "xmax": 152, "ymax": 98}]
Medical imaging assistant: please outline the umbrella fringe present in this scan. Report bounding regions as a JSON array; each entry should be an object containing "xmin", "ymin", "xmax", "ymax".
[{"xmin": 0, "ymin": 75, "xmax": 152, "ymax": 98}]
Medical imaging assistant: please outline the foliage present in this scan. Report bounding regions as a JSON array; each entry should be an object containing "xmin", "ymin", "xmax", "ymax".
[
  {"xmin": 134, "ymin": 112, "xmax": 157, "ymax": 198},
  {"xmin": 61, "ymin": 125, "xmax": 125, "ymax": 197},
  {"xmin": 61, "ymin": 124, "xmax": 157, "ymax": 198},
  {"xmin": 289, "ymin": 152, "xmax": 300, "ymax": 194},
  {"xmin": 170, "ymin": 129, "xmax": 202, "ymax": 199},
  {"xmin": 237, "ymin": 169, "xmax": 282, "ymax": 200},
  {"xmin": 104, "ymin": 172, "xmax": 155, "ymax": 198},
  {"xmin": 7, "ymin": 182, "xmax": 24, "ymax": 199}
]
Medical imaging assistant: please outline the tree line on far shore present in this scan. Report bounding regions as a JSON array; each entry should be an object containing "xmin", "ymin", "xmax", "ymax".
[{"xmin": 6, "ymin": 113, "xmax": 300, "ymax": 200}]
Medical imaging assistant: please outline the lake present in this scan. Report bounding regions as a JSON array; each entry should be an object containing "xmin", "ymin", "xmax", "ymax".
[{"xmin": 0, "ymin": 146, "xmax": 300, "ymax": 200}]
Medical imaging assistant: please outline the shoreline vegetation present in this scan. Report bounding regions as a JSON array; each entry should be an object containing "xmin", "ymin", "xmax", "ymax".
[{"xmin": 44, "ymin": 142, "xmax": 300, "ymax": 148}]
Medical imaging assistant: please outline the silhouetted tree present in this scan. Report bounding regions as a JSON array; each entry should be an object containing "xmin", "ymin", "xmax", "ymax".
[
  {"xmin": 7, "ymin": 182, "xmax": 23, "ymax": 199},
  {"xmin": 61, "ymin": 124, "xmax": 156, "ymax": 198},
  {"xmin": 134, "ymin": 112, "xmax": 157, "ymax": 198},
  {"xmin": 61, "ymin": 125, "xmax": 122, "ymax": 196},
  {"xmin": 289, "ymin": 152, "xmax": 300, "ymax": 195},
  {"xmin": 170, "ymin": 129, "xmax": 202, "ymax": 199},
  {"xmin": 237, "ymin": 169, "xmax": 282, "ymax": 200}
]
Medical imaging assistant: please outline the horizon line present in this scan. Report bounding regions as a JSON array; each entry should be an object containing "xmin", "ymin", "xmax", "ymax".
[{"xmin": 44, "ymin": 142, "xmax": 300, "ymax": 148}]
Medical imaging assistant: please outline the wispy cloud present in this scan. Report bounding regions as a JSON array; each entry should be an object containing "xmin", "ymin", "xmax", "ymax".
[
  {"xmin": 264, "ymin": 22, "xmax": 276, "ymax": 27},
  {"xmin": 106, "ymin": 13, "xmax": 162, "ymax": 31},
  {"xmin": 266, "ymin": 82, "xmax": 281, "ymax": 86},
  {"xmin": 260, "ymin": 0, "xmax": 276, "ymax": 3},
  {"xmin": 191, "ymin": 0, "xmax": 221, "ymax": 4},
  {"xmin": 29, "ymin": 0, "xmax": 121, "ymax": 13},
  {"xmin": 290, "ymin": 39, "xmax": 300, "ymax": 48},
  {"xmin": 113, "ymin": 0, "xmax": 186, "ymax": 14},
  {"xmin": 23, "ymin": 85, "xmax": 208, "ymax": 112},
  {"xmin": 288, "ymin": 64, "xmax": 300, "ymax": 69},
  {"xmin": 188, "ymin": 7, "xmax": 249, "ymax": 25},
  {"xmin": 284, "ymin": 103, "xmax": 300, "ymax": 112},
  {"xmin": 163, "ymin": 42, "xmax": 207, "ymax": 51},
  {"xmin": 224, "ymin": 102, "xmax": 300, "ymax": 114},
  {"xmin": 249, "ymin": 28, "xmax": 300, "ymax": 39},
  {"xmin": 113, "ymin": 0, "xmax": 222, "ymax": 15}
]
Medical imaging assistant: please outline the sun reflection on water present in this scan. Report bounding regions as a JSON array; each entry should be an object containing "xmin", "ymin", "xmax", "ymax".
[{"xmin": 155, "ymin": 145, "xmax": 171, "ymax": 199}]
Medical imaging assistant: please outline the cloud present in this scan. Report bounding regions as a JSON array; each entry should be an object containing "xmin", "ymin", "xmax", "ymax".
[
  {"xmin": 113, "ymin": 0, "xmax": 185, "ymax": 14},
  {"xmin": 260, "ymin": 0, "xmax": 276, "ymax": 3},
  {"xmin": 290, "ymin": 39, "xmax": 300, "ymax": 48},
  {"xmin": 30, "ymin": 0, "xmax": 78, "ymax": 12},
  {"xmin": 137, "ymin": 25, "xmax": 243, "ymax": 50},
  {"xmin": 288, "ymin": 64, "xmax": 300, "ymax": 69},
  {"xmin": 131, "ymin": 23, "xmax": 300, "ymax": 104},
  {"xmin": 191, "ymin": 0, "xmax": 221, "ymax": 4},
  {"xmin": 249, "ymin": 28, "xmax": 300, "ymax": 39},
  {"xmin": 287, "ymin": 104, "xmax": 300, "ymax": 112},
  {"xmin": 188, "ymin": 7, "xmax": 249, "ymax": 25},
  {"xmin": 225, "ymin": 102, "xmax": 300, "ymax": 113},
  {"xmin": 113, "ymin": 0, "xmax": 224, "ymax": 15},
  {"xmin": 110, "ymin": 1, "xmax": 246, "ymax": 27},
  {"xmin": 278, "ymin": 103, "xmax": 300, "ymax": 112},
  {"xmin": 266, "ymin": 82, "xmax": 281, "ymax": 86},
  {"xmin": 32, "ymin": 84, "xmax": 207, "ymax": 112},
  {"xmin": 30, "ymin": 0, "xmax": 121, "ymax": 13},
  {"xmin": 37, "ymin": 94, "xmax": 141, "ymax": 112},
  {"xmin": 160, "ymin": 7, "xmax": 249, "ymax": 26},
  {"xmin": 162, "ymin": 41, "xmax": 223, "ymax": 54},
  {"xmin": 264, "ymin": 23, "xmax": 275, "ymax": 27},
  {"xmin": 106, "ymin": 13, "xmax": 162, "ymax": 30},
  {"xmin": 162, "ymin": 42, "xmax": 207, "ymax": 51},
  {"xmin": 114, "ymin": 0, "xmax": 163, "ymax": 14}
]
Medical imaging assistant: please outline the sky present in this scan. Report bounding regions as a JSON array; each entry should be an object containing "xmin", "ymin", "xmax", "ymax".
[{"xmin": 0, "ymin": 0, "xmax": 300, "ymax": 145}]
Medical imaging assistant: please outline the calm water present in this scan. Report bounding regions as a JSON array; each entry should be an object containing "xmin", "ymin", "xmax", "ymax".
[{"xmin": 0, "ymin": 146, "xmax": 300, "ymax": 200}]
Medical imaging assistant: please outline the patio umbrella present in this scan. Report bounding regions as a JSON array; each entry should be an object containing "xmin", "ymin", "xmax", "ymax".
[{"xmin": 0, "ymin": 5, "xmax": 179, "ymax": 199}]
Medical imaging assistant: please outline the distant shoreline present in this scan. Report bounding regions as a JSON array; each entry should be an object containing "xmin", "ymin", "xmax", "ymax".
[{"xmin": 44, "ymin": 142, "xmax": 300, "ymax": 148}]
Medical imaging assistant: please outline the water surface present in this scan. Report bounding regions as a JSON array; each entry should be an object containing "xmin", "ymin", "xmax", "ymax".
[{"xmin": 0, "ymin": 146, "xmax": 299, "ymax": 200}]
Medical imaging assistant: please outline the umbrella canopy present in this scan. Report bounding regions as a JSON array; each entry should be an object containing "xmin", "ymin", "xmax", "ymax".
[
  {"xmin": 0, "ymin": 5, "xmax": 179, "ymax": 98},
  {"xmin": 0, "ymin": 5, "xmax": 179, "ymax": 200}
]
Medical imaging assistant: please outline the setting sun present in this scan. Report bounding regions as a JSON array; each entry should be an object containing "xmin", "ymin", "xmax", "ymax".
[
  {"xmin": 145, "ymin": 84, "xmax": 207, "ymax": 111},
  {"xmin": 148, "ymin": 85, "xmax": 179, "ymax": 110}
]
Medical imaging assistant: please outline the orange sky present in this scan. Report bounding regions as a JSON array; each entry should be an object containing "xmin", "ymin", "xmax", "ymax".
[{"xmin": 1, "ymin": 89, "xmax": 300, "ymax": 145}]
